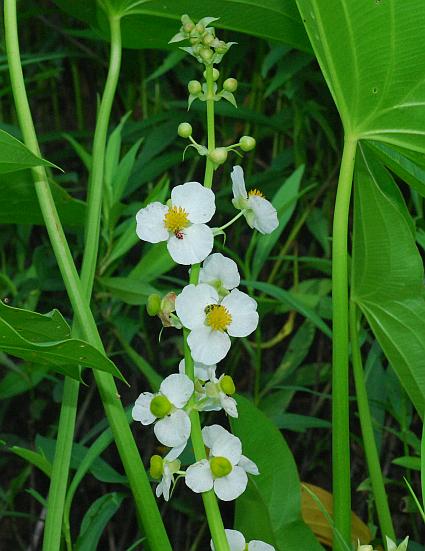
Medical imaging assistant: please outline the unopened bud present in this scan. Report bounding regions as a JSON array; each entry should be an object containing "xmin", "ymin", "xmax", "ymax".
[
  {"xmin": 195, "ymin": 22, "xmax": 205, "ymax": 34},
  {"xmin": 239, "ymin": 135, "xmax": 256, "ymax": 152},
  {"xmin": 202, "ymin": 31, "xmax": 215, "ymax": 46},
  {"xmin": 181, "ymin": 14, "xmax": 193, "ymax": 26},
  {"xmin": 178, "ymin": 122, "xmax": 192, "ymax": 138},
  {"xmin": 208, "ymin": 147, "xmax": 228, "ymax": 165},
  {"xmin": 190, "ymin": 36, "xmax": 200, "ymax": 45},
  {"xmin": 215, "ymin": 41, "xmax": 228, "ymax": 54},
  {"xmin": 147, "ymin": 294, "xmax": 161, "ymax": 316},
  {"xmin": 223, "ymin": 77, "xmax": 238, "ymax": 93},
  {"xmin": 183, "ymin": 22, "xmax": 195, "ymax": 33},
  {"xmin": 149, "ymin": 455, "xmax": 163, "ymax": 479},
  {"xmin": 203, "ymin": 68, "xmax": 220, "ymax": 81},
  {"xmin": 199, "ymin": 48, "xmax": 214, "ymax": 63},
  {"xmin": 188, "ymin": 80, "xmax": 202, "ymax": 95}
]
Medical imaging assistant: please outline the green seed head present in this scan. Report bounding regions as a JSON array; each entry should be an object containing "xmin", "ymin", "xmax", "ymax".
[
  {"xmin": 147, "ymin": 294, "xmax": 162, "ymax": 316},
  {"xmin": 188, "ymin": 80, "xmax": 202, "ymax": 95},
  {"xmin": 220, "ymin": 375, "xmax": 236, "ymax": 395},
  {"xmin": 203, "ymin": 68, "xmax": 220, "ymax": 81},
  {"xmin": 208, "ymin": 147, "xmax": 228, "ymax": 165},
  {"xmin": 199, "ymin": 48, "xmax": 214, "ymax": 62},
  {"xmin": 223, "ymin": 78, "xmax": 238, "ymax": 93},
  {"xmin": 239, "ymin": 135, "xmax": 256, "ymax": 152},
  {"xmin": 178, "ymin": 122, "xmax": 192, "ymax": 138},
  {"xmin": 149, "ymin": 455, "xmax": 164, "ymax": 479},
  {"xmin": 210, "ymin": 456, "xmax": 233, "ymax": 478},
  {"xmin": 150, "ymin": 395, "xmax": 172, "ymax": 418}
]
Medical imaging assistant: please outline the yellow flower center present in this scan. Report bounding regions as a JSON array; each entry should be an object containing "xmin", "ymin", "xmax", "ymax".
[
  {"xmin": 205, "ymin": 304, "xmax": 232, "ymax": 332},
  {"xmin": 248, "ymin": 188, "xmax": 264, "ymax": 198},
  {"xmin": 210, "ymin": 456, "xmax": 233, "ymax": 478},
  {"xmin": 150, "ymin": 395, "xmax": 172, "ymax": 418},
  {"xmin": 164, "ymin": 206, "xmax": 190, "ymax": 233}
]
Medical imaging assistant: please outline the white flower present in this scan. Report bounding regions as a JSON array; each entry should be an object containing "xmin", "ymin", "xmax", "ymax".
[
  {"xmin": 211, "ymin": 529, "xmax": 275, "ymax": 551},
  {"xmin": 199, "ymin": 253, "xmax": 240, "ymax": 295},
  {"xmin": 175, "ymin": 284, "xmax": 258, "ymax": 364},
  {"xmin": 231, "ymin": 166, "xmax": 278, "ymax": 234},
  {"xmin": 132, "ymin": 373, "xmax": 193, "ymax": 448},
  {"xmin": 200, "ymin": 372, "xmax": 238, "ymax": 418},
  {"xmin": 149, "ymin": 447, "xmax": 183, "ymax": 501},
  {"xmin": 185, "ymin": 425, "xmax": 258, "ymax": 501},
  {"xmin": 179, "ymin": 358, "xmax": 215, "ymax": 382},
  {"xmin": 136, "ymin": 181, "xmax": 215, "ymax": 265}
]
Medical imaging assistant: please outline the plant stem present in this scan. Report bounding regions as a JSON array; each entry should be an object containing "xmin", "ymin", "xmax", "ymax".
[
  {"xmin": 182, "ymin": 64, "xmax": 229, "ymax": 551},
  {"xmin": 350, "ymin": 302, "xmax": 395, "ymax": 544},
  {"xmin": 332, "ymin": 136, "xmax": 357, "ymax": 550},
  {"xmin": 4, "ymin": 3, "xmax": 171, "ymax": 549}
]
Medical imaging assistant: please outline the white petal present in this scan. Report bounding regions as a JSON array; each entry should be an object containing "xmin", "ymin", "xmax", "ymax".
[
  {"xmin": 238, "ymin": 455, "xmax": 259, "ymax": 475},
  {"xmin": 179, "ymin": 358, "xmax": 214, "ymax": 381},
  {"xmin": 154, "ymin": 410, "xmax": 191, "ymax": 447},
  {"xmin": 176, "ymin": 284, "xmax": 218, "ymax": 330},
  {"xmin": 214, "ymin": 466, "xmax": 247, "ymax": 501},
  {"xmin": 136, "ymin": 203, "xmax": 169, "ymax": 243},
  {"xmin": 199, "ymin": 253, "xmax": 240, "ymax": 290},
  {"xmin": 210, "ymin": 432, "xmax": 242, "ymax": 465},
  {"xmin": 222, "ymin": 289, "xmax": 259, "ymax": 338},
  {"xmin": 132, "ymin": 392, "xmax": 155, "ymax": 425},
  {"xmin": 248, "ymin": 196, "xmax": 279, "ymax": 234},
  {"xmin": 160, "ymin": 373, "xmax": 194, "ymax": 408},
  {"xmin": 185, "ymin": 459, "xmax": 214, "ymax": 493},
  {"xmin": 248, "ymin": 541, "xmax": 276, "ymax": 551},
  {"xmin": 171, "ymin": 181, "xmax": 216, "ymax": 223},
  {"xmin": 165, "ymin": 443, "xmax": 186, "ymax": 461},
  {"xmin": 188, "ymin": 326, "xmax": 231, "ymax": 364},
  {"xmin": 211, "ymin": 530, "xmax": 246, "ymax": 551},
  {"xmin": 202, "ymin": 424, "xmax": 230, "ymax": 449},
  {"xmin": 167, "ymin": 223, "xmax": 214, "ymax": 265},
  {"xmin": 231, "ymin": 166, "xmax": 248, "ymax": 201},
  {"xmin": 220, "ymin": 394, "xmax": 238, "ymax": 418}
]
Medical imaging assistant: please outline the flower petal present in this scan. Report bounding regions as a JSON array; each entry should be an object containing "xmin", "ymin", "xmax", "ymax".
[
  {"xmin": 248, "ymin": 541, "xmax": 276, "ymax": 551},
  {"xmin": 220, "ymin": 394, "xmax": 238, "ymax": 418},
  {"xmin": 211, "ymin": 529, "xmax": 246, "ymax": 551},
  {"xmin": 222, "ymin": 289, "xmax": 259, "ymax": 338},
  {"xmin": 185, "ymin": 459, "xmax": 214, "ymax": 493},
  {"xmin": 179, "ymin": 358, "xmax": 215, "ymax": 381},
  {"xmin": 167, "ymin": 223, "xmax": 214, "ymax": 265},
  {"xmin": 171, "ymin": 181, "xmax": 216, "ymax": 223},
  {"xmin": 132, "ymin": 392, "xmax": 155, "ymax": 425},
  {"xmin": 154, "ymin": 410, "xmax": 191, "ymax": 447},
  {"xmin": 199, "ymin": 253, "xmax": 240, "ymax": 290},
  {"xmin": 160, "ymin": 373, "xmax": 194, "ymax": 408},
  {"xmin": 231, "ymin": 166, "xmax": 248, "ymax": 202},
  {"xmin": 202, "ymin": 424, "xmax": 230, "ymax": 449},
  {"xmin": 238, "ymin": 455, "xmax": 259, "ymax": 475},
  {"xmin": 248, "ymin": 196, "xmax": 279, "ymax": 234},
  {"xmin": 210, "ymin": 431, "xmax": 242, "ymax": 465},
  {"xmin": 136, "ymin": 202, "xmax": 169, "ymax": 243},
  {"xmin": 214, "ymin": 466, "xmax": 247, "ymax": 501},
  {"xmin": 165, "ymin": 443, "xmax": 186, "ymax": 462},
  {"xmin": 176, "ymin": 284, "xmax": 218, "ymax": 330},
  {"xmin": 188, "ymin": 326, "xmax": 231, "ymax": 364}
]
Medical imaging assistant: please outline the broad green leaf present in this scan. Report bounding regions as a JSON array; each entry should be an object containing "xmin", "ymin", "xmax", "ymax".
[
  {"xmin": 352, "ymin": 146, "xmax": 425, "ymax": 416},
  {"xmin": 231, "ymin": 395, "xmax": 324, "ymax": 550},
  {"xmin": 9, "ymin": 446, "xmax": 52, "ymax": 477},
  {"xmin": 0, "ymin": 364, "xmax": 48, "ymax": 399},
  {"xmin": 252, "ymin": 165, "xmax": 304, "ymax": 279},
  {"xmin": 52, "ymin": 0, "xmax": 310, "ymax": 52},
  {"xmin": 130, "ymin": 241, "xmax": 175, "ymax": 282},
  {"xmin": 297, "ymin": 0, "xmax": 425, "ymax": 152},
  {"xmin": 75, "ymin": 493, "xmax": 125, "ymax": 551},
  {"xmin": 0, "ymin": 129, "xmax": 55, "ymax": 174}
]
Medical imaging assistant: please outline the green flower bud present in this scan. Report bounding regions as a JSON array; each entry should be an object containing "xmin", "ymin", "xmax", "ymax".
[
  {"xmin": 150, "ymin": 395, "xmax": 172, "ymax": 418},
  {"xmin": 188, "ymin": 80, "xmax": 202, "ymax": 95},
  {"xmin": 195, "ymin": 22, "xmax": 205, "ymax": 34},
  {"xmin": 181, "ymin": 14, "xmax": 193, "ymax": 26},
  {"xmin": 147, "ymin": 294, "xmax": 162, "ymax": 316},
  {"xmin": 199, "ymin": 48, "xmax": 214, "ymax": 63},
  {"xmin": 210, "ymin": 456, "xmax": 233, "ymax": 478},
  {"xmin": 208, "ymin": 147, "xmax": 228, "ymax": 165},
  {"xmin": 239, "ymin": 135, "xmax": 256, "ymax": 152},
  {"xmin": 220, "ymin": 375, "xmax": 236, "ymax": 395},
  {"xmin": 223, "ymin": 77, "xmax": 238, "ymax": 93},
  {"xmin": 190, "ymin": 36, "xmax": 200, "ymax": 45},
  {"xmin": 203, "ymin": 68, "xmax": 220, "ymax": 81},
  {"xmin": 183, "ymin": 22, "xmax": 195, "ymax": 33},
  {"xmin": 149, "ymin": 455, "xmax": 164, "ymax": 479},
  {"xmin": 202, "ymin": 31, "xmax": 215, "ymax": 46},
  {"xmin": 215, "ymin": 41, "xmax": 228, "ymax": 54},
  {"xmin": 178, "ymin": 122, "xmax": 192, "ymax": 138}
]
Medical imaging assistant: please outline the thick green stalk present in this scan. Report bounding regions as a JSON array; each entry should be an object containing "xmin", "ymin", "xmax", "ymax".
[
  {"xmin": 350, "ymin": 302, "xmax": 395, "ymax": 544},
  {"xmin": 332, "ymin": 136, "xmax": 356, "ymax": 550},
  {"xmin": 182, "ymin": 64, "xmax": 229, "ymax": 551},
  {"xmin": 4, "ymin": 3, "xmax": 171, "ymax": 549}
]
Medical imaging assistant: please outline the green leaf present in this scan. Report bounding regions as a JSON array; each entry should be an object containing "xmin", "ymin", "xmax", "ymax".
[
  {"xmin": 0, "ymin": 364, "xmax": 48, "ymax": 399},
  {"xmin": 75, "ymin": 493, "xmax": 125, "ymax": 551},
  {"xmin": 98, "ymin": 277, "xmax": 158, "ymax": 305},
  {"xmin": 352, "ymin": 145, "xmax": 425, "ymax": 416},
  {"xmin": 130, "ymin": 241, "xmax": 175, "ymax": 282},
  {"xmin": 297, "ymin": 0, "xmax": 425, "ymax": 152},
  {"xmin": 52, "ymin": 1, "xmax": 310, "ymax": 52},
  {"xmin": 9, "ymin": 446, "xmax": 52, "ymax": 477},
  {"xmin": 0, "ymin": 129, "xmax": 56, "ymax": 174},
  {"xmin": 252, "ymin": 165, "xmax": 304, "ymax": 279},
  {"xmin": 392, "ymin": 456, "xmax": 421, "ymax": 471},
  {"xmin": 231, "ymin": 395, "xmax": 324, "ymax": 550}
]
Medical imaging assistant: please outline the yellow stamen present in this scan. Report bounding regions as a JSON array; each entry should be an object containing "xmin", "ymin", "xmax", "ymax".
[
  {"xmin": 248, "ymin": 188, "xmax": 264, "ymax": 198},
  {"xmin": 205, "ymin": 304, "xmax": 232, "ymax": 331},
  {"xmin": 164, "ymin": 206, "xmax": 190, "ymax": 233}
]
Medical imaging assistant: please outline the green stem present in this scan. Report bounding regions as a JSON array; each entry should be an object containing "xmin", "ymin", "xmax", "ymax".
[
  {"xmin": 4, "ymin": 4, "xmax": 171, "ymax": 550},
  {"xmin": 332, "ymin": 136, "xmax": 357, "ymax": 550},
  {"xmin": 181, "ymin": 64, "xmax": 229, "ymax": 551},
  {"xmin": 350, "ymin": 302, "xmax": 395, "ymax": 544}
]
